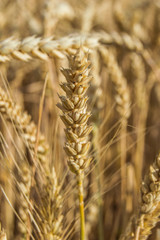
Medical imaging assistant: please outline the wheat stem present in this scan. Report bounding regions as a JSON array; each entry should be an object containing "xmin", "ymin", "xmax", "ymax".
[
  {"xmin": 78, "ymin": 170, "xmax": 85, "ymax": 240},
  {"xmin": 92, "ymin": 124, "xmax": 104, "ymax": 240}
]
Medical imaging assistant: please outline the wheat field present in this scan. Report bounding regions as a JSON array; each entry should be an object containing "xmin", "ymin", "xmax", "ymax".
[{"xmin": 1, "ymin": 0, "xmax": 160, "ymax": 239}]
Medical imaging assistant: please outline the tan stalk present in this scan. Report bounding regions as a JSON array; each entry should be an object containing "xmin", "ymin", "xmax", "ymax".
[{"xmin": 130, "ymin": 53, "xmax": 147, "ymax": 190}]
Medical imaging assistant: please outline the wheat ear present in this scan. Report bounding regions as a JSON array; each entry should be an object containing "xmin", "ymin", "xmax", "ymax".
[
  {"xmin": 0, "ymin": 86, "xmax": 49, "ymax": 169},
  {"xmin": 39, "ymin": 167, "xmax": 63, "ymax": 239},
  {"xmin": 0, "ymin": 34, "xmax": 156, "ymax": 81},
  {"xmin": 135, "ymin": 153, "xmax": 160, "ymax": 239},
  {"xmin": 58, "ymin": 48, "xmax": 92, "ymax": 240},
  {"xmin": 0, "ymin": 33, "xmax": 145, "ymax": 62},
  {"xmin": 0, "ymin": 86, "xmax": 63, "ymax": 239},
  {"xmin": 121, "ymin": 153, "xmax": 160, "ymax": 240}
]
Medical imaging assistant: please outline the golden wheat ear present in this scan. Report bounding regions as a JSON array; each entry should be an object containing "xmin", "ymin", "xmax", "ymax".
[
  {"xmin": 121, "ymin": 153, "xmax": 160, "ymax": 240},
  {"xmin": 58, "ymin": 48, "xmax": 92, "ymax": 240},
  {"xmin": 58, "ymin": 49, "xmax": 93, "ymax": 174},
  {"xmin": 0, "ymin": 86, "xmax": 63, "ymax": 239},
  {"xmin": 136, "ymin": 153, "xmax": 160, "ymax": 239}
]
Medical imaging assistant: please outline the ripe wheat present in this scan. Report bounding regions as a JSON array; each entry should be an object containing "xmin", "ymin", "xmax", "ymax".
[{"xmin": 58, "ymin": 48, "xmax": 92, "ymax": 239}]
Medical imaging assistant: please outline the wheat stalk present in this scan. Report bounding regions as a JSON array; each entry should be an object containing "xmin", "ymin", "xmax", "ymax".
[
  {"xmin": 130, "ymin": 53, "xmax": 147, "ymax": 192},
  {"xmin": 58, "ymin": 48, "xmax": 92, "ymax": 240}
]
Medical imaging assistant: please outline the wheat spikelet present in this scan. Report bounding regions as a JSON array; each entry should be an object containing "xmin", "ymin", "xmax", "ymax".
[{"xmin": 58, "ymin": 48, "xmax": 92, "ymax": 239}]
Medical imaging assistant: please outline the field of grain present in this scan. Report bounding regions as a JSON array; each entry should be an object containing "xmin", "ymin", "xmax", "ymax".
[{"xmin": 1, "ymin": 0, "xmax": 160, "ymax": 239}]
